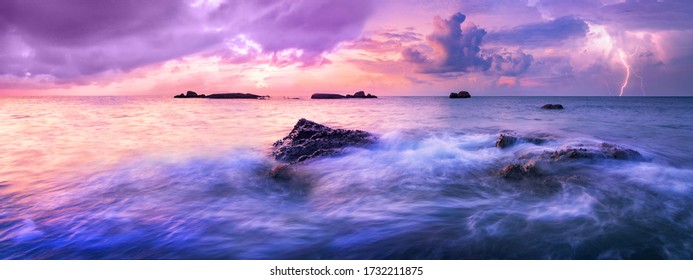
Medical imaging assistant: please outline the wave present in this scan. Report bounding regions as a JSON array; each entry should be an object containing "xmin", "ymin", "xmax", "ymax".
[{"xmin": 1, "ymin": 131, "xmax": 692, "ymax": 259}]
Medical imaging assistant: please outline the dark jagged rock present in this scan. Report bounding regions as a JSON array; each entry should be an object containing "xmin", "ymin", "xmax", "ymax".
[
  {"xmin": 346, "ymin": 91, "xmax": 378, "ymax": 99},
  {"xmin": 311, "ymin": 93, "xmax": 346, "ymax": 99},
  {"xmin": 207, "ymin": 93, "xmax": 266, "ymax": 99},
  {"xmin": 496, "ymin": 134, "xmax": 519, "ymax": 148},
  {"xmin": 541, "ymin": 104, "xmax": 564, "ymax": 109},
  {"xmin": 500, "ymin": 160, "xmax": 540, "ymax": 180},
  {"xmin": 174, "ymin": 90, "xmax": 206, "ymax": 98},
  {"xmin": 495, "ymin": 133, "xmax": 550, "ymax": 148},
  {"xmin": 449, "ymin": 91, "xmax": 471, "ymax": 98},
  {"xmin": 545, "ymin": 143, "xmax": 644, "ymax": 161},
  {"xmin": 499, "ymin": 142, "xmax": 644, "ymax": 193},
  {"xmin": 273, "ymin": 118, "xmax": 376, "ymax": 163}
]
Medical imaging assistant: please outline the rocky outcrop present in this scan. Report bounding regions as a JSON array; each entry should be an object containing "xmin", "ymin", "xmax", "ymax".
[
  {"xmin": 312, "ymin": 91, "xmax": 378, "ymax": 99},
  {"xmin": 449, "ymin": 91, "xmax": 471, "ymax": 98},
  {"xmin": 272, "ymin": 118, "xmax": 376, "ymax": 164},
  {"xmin": 174, "ymin": 90, "xmax": 206, "ymax": 98},
  {"xmin": 174, "ymin": 91, "xmax": 267, "ymax": 99},
  {"xmin": 498, "ymin": 137, "xmax": 645, "ymax": 193},
  {"xmin": 543, "ymin": 143, "xmax": 644, "ymax": 161},
  {"xmin": 541, "ymin": 104, "xmax": 564, "ymax": 109},
  {"xmin": 495, "ymin": 133, "xmax": 551, "ymax": 149},
  {"xmin": 346, "ymin": 91, "xmax": 378, "ymax": 98},
  {"xmin": 207, "ymin": 93, "xmax": 266, "ymax": 99},
  {"xmin": 500, "ymin": 143, "xmax": 645, "ymax": 180},
  {"xmin": 311, "ymin": 93, "xmax": 346, "ymax": 99}
]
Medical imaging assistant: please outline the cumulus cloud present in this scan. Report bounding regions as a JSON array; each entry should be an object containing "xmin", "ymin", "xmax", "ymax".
[
  {"xmin": 403, "ymin": 12, "xmax": 533, "ymax": 76},
  {"xmin": 485, "ymin": 16, "xmax": 589, "ymax": 47},
  {"xmin": 0, "ymin": 0, "xmax": 375, "ymax": 81},
  {"xmin": 485, "ymin": 49, "xmax": 534, "ymax": 76}
]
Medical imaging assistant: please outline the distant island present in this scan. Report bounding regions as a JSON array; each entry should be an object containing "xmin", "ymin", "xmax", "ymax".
[
  {"xmin": 311, "ymin": 91, "xmax": 378, "ymax": 99},
  {"xmin": 449, "ymin": 91, "xmax": 471, "ymax": 98},
  {"xmin": 174, "ymin": 91, "xmax": 268, "ymax": 99}
]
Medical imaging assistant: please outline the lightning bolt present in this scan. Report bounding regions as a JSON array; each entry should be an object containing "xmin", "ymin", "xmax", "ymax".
[{"xmin": 618, "ymin": 50, "xmax": 631, "ymax": 96}]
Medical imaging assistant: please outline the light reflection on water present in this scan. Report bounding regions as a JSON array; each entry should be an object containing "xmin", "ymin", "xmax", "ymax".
[{"xmin": 0, "ymin": 96, "xmax": 692, "ymax": 259}]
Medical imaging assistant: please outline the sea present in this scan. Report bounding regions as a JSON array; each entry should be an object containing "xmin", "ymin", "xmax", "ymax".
[{"xmin": 0, "ymin": 96, "xmax": 692, "ymax": 259}]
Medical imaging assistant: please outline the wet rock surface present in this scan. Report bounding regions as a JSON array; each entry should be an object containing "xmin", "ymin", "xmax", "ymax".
[
  {"xmin": 495, "ymin": 133, "xmax": 550, "ymax": 148},
  {"xmin": 498, "ymin": 135, "xmax": 645, "ymax": 193},
  {"xmin": 272, "ymin": 118, "xmax": 376, "ymax": 164}
]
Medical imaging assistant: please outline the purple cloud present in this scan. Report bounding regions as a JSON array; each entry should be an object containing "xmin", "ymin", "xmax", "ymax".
[
  {"xmin": 486, "ymin": 49, "xmax": 533, "ymax": 76},
  {"xmin": 485, "ymin": 16, "xmax": 589, "ymax": 47},
  {"xmin": 599, "ymin": 0, "xmax": 693, "ymax": 31},
  {"xmin": 403, "ymin": 12, "xmax": 533, "ymax": 76},
  {"xmin": 0, "ymin": 0, "xmax": 375, "ymax": 80}
]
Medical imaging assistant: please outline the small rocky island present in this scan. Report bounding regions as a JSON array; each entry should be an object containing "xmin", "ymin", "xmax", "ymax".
[
  {"xmin": 311, "ymin": 91, "xmax": 377, "ymax": 99},
  {"xmin": 174, "ymin": 90, "xmax": 268, "ymax": 99},
  {"xmin": 449, "ymin": 91, "xmax": 471, "ymax": 98},
  {"xmin": 541, "ymin": 104, "xmax": 564, "ymax": 109}
]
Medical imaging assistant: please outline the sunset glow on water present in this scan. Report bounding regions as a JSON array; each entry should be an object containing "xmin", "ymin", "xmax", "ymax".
[
  {"xmin": 1, "ymin": 96, "xmax": 692, "ymax": 259},
  {"xmin": 2, "ymin": 0, "xmax": 693, "ymax": 261}
]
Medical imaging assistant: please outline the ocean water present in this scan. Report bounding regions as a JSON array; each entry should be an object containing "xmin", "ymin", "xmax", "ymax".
[{"xmin": 0, "ymin": 96, "xmax": 692, "ymax": 259}]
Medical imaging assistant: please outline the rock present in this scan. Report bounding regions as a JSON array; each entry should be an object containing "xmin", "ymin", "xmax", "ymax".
[
  {"xmin": 546, "ymin": 143, "xmax": 644, "ymax": 161},
  {"xmin": 449, "ymin": 91, "xmax": 471, "ymax": 98},
  {"xmin": 174, "ymin": 90, "xmax": 206, "ymax": 98},
  {"xmin": 207, "ymin": 93, "xmax": 265, "ymax": 99},
  {"xmin": 174, "ymin": 91, "xmax": 264, "ymax": 99},
  {"xmin": 495, "ymin": 133, "xmax": 550, "ymax": 149},
  {"xmin": 345, "ymin": 91, "xmax": 378, "ymax": 99},
  {"xmin": 496, "ymin": 134, "xmax": 518, "ymax": 148},
  {"xmin": 273, "ymin": 118, "xmax": 376, "ymax": 163},
  {"xmin": 311, "ymin": 93, "xmax": 346, "ymax": 99},
  {"xmin": 541, "ymin": 104, "xmax": 564, "ymax": 109},
  {"xmin": 269, "ymin": 164, "xmax": 295, "ymax": 181},
  {"xmin": 499, "ymin": 141, "xmax": 644, "ymax": 193},
  {"xmin": 500, "ymin": 160, "xmax": 540, "ymax": 180}
]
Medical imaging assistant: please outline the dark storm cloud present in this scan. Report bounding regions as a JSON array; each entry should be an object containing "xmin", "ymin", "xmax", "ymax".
[{"xmin": 0, "ymin": 0, "xmax": 375, "ymax": 79}]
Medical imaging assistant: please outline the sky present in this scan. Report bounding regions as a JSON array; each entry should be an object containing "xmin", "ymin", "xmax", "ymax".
[{"xmin": 1, "ymin": 0, "xmax": 692, "ymax": 96}]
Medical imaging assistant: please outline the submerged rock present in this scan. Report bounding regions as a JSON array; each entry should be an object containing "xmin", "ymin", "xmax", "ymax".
[
  {"xmin": 500, "ymin": 160, "xmax": 541, "ymax": 180},
  {"xmin": 541, "ymin": 104, "xmax": 564, "ymax": 109},
  {"xmin": 544, "ymin": 143, "xmax": 644, "ymax": 162},
  {"xmin": 496, "ymin": 134, "xmax": 519, "ymax": 149},
  {"xmin": 449, "ymin": 91, "xmax": 471, "ymax": 98},
  {"xmin": 495, "ymin": 133, "xmax": 550, "ymax": 148},
  {"xmin": 499, "ymin": 140, "xmax": 644, "ymax": 193},
  {"xmin": 272, "ymin": 118, "xmax": 376, "ymax": 164}
]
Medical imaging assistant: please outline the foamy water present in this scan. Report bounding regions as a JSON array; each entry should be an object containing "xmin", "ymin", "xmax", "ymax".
[{"xmin": 1, "ymin": 96, "xmax": 692, "ymax": 259}]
